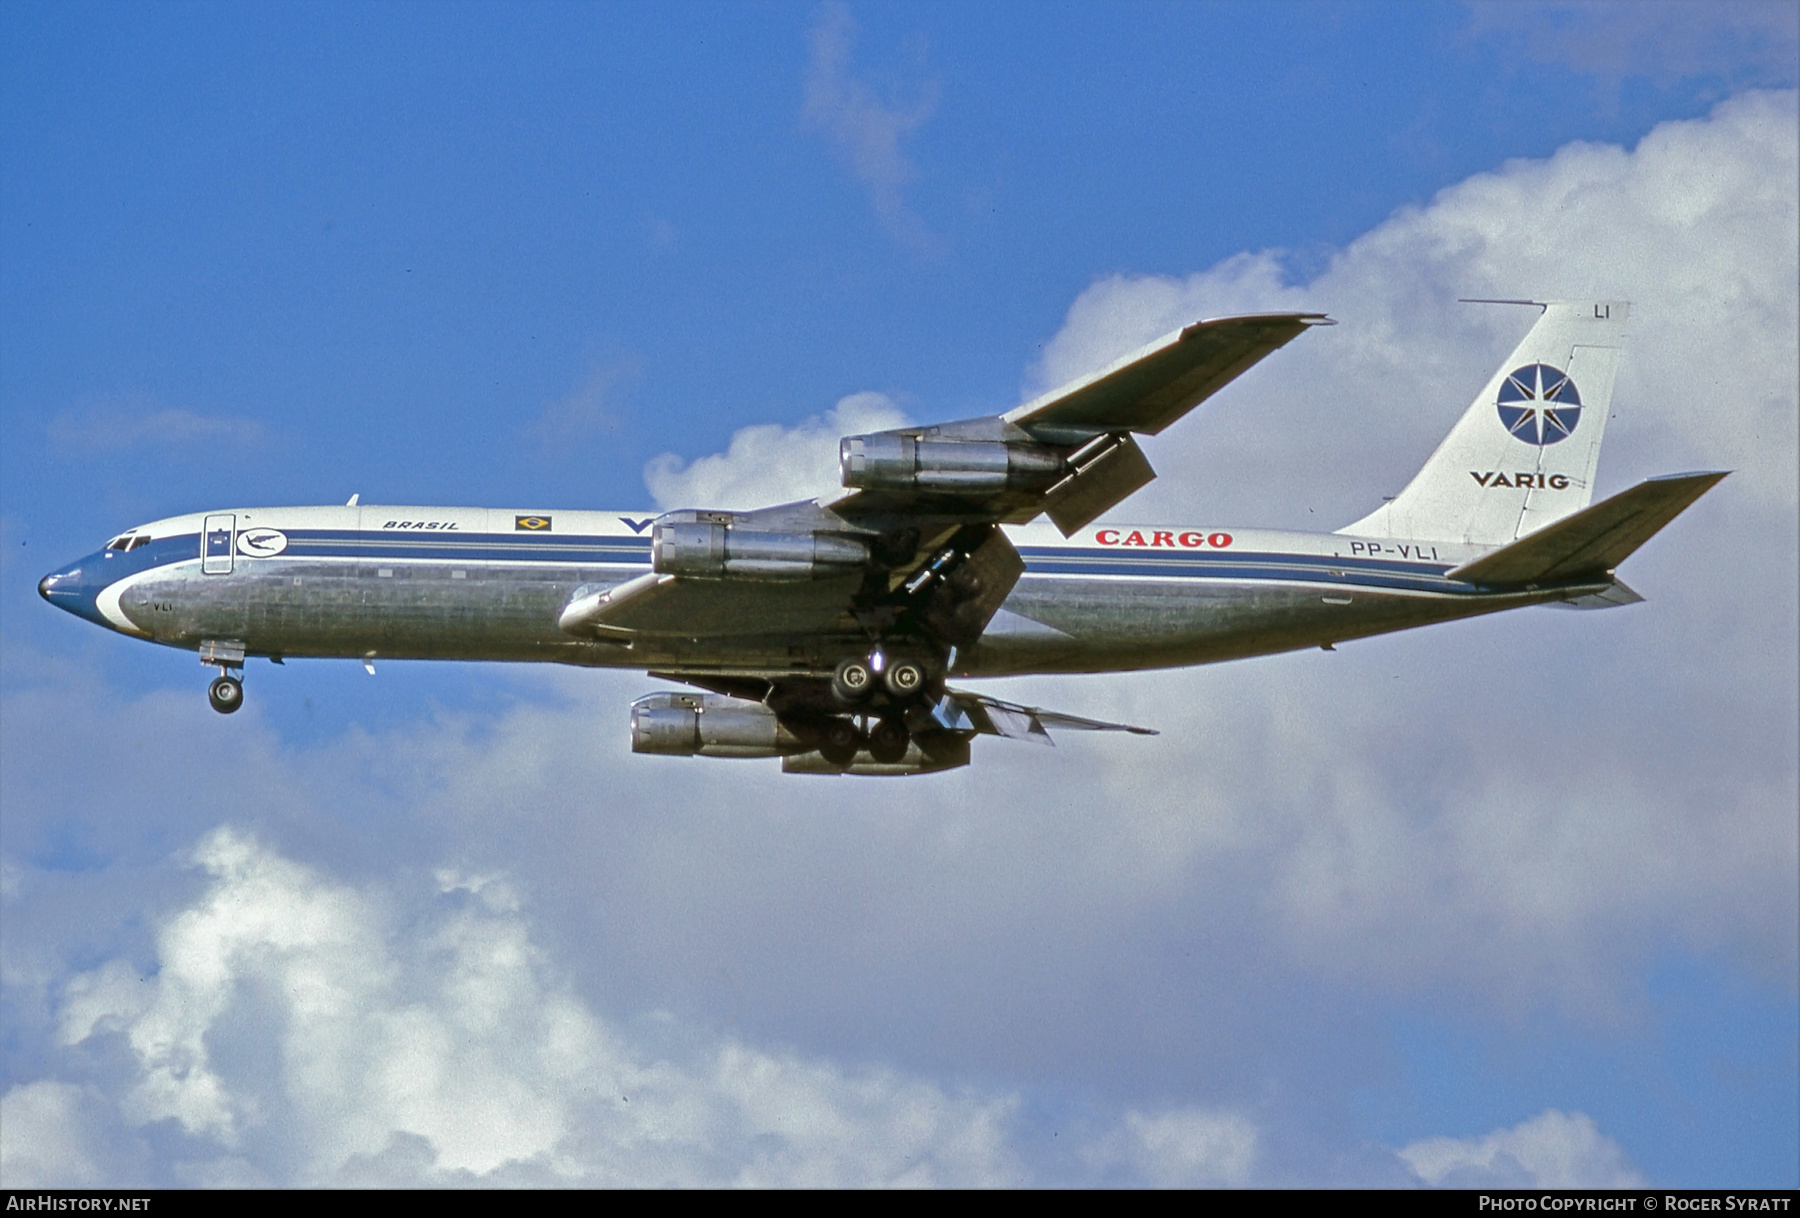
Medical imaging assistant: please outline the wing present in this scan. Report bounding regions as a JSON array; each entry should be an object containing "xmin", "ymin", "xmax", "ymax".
[
  {"xmin": 828, "ymin": 311, "xmax": 1330, "ymax": 535},
  {"xmin": 1002, "ymin": 312, "xmax": 1332, "ymax": 439},
  {"xmin": 560, "ymin": 313, "xmax": 1326, "ymax": 656}
]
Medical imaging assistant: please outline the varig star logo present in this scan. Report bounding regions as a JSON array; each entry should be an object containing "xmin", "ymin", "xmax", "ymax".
[
  {"xmin": 1496, "ymin": 363, "xmax": 1582, "ymax": 446},
  {"xmin": 514, "ymin": 515, "xmax": 552, "ymax": 531}
]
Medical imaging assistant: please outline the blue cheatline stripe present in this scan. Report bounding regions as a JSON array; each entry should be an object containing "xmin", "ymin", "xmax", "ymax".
[
  {"xmin": 1021, "ymin": 561, "xmax": 1469, "ymax": 596},
  {"xmin": 143, "ymin": 529, "xmax": 1477, "ymax": 594},
  {"xmin": 274, "ymin": 529, "xmax": 653, "ymax": 563},
  {"xmin": 1016, "ymin": 546, "xmax": 1470, "ymax": 594}
]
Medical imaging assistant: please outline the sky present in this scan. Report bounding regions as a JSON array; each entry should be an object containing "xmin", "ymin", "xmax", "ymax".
[{"xmin": 1, "ymin": 0, "xmax": 1796, "ymax": 1189}]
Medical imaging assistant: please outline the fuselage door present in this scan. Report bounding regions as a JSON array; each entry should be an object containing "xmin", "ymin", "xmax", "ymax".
[{"xmin": 202, "ymin": 514, "xmax": 235, "ymax": 574}]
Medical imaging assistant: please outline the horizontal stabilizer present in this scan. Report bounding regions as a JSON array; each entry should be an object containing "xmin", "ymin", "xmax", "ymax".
[
  {"xmin": 1449, "ymin": 471, "xmax": 1727, "ymax": 586},
  {"xmin": 1543, "ymin": 580, "xmax": 1645, "ymax": 610},
  {"xmin": 1004, "ymin": 313, "xmax": 1331, "ymax": 439},
  {"xmin": 934, "ymin": 688, "xmax": 1157, "ymax": 746}
]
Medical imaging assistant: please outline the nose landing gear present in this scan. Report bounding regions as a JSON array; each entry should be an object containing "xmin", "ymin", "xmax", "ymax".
[
  {"xmin": 208, "ymin": 675, "xmax": 244, "ymax": 714},
  {"xmin": 198, "ymin": 639, "xmax": 248, "ymax": 715}
]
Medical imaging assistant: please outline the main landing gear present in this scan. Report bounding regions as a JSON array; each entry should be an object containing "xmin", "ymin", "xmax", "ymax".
[
  {"xmin": 831, "ymin": 652, "xmax": 927, "ymax": 703},
  {"xmin": 822, "ymin": 646, "xmax": 940, "ymax": 763}
]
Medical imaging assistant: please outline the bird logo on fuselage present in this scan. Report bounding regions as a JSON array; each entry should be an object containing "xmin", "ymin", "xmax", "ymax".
[{"xmin": 236, "ymin": 528, "xmax": 289, "ymax": 556}]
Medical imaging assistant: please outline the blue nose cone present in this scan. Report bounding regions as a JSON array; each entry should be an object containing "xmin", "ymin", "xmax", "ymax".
[{"xmin": 38, "ymin": 557, "xmax": 107, "ymax": 626}]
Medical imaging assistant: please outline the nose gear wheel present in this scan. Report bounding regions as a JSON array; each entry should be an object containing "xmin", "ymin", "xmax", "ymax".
[{"xmin": 208, "ymin": 675, "xmax": 244, "ymax": 714}]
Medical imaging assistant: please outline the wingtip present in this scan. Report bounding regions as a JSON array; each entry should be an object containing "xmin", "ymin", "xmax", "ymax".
[{"xmin": 1647, "ymin": 469, "xmax": 1731, "ymax": 485}]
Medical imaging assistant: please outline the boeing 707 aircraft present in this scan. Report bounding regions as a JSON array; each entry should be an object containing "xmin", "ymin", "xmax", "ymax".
[{"xmin": 39, "ymin": 300, "xmax": 1723, "ymax": 774}]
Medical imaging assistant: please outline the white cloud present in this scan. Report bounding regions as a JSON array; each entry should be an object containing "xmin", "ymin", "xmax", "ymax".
[
  {"xmin": 1400, "ymin": 1108, "xmax": 1647, "ymax": 1188},
  {"xmin": 803, "ymin": 2, "xmax": 941, "ymax": 253},
  {"xmin": 45, "ymin": 827, "xmax": 1023, "ymax": 1187},
  {"xmin": 645, "ymin": 391, "xmax": 909, "ymax": 510},
  {"xmin": 0, "ymin": 1082, "xmax": 109, "ymax": 1187},
  {"xmin": 1085, "ymin": 1108, "xmax": 1259, "ymax": 1187}
]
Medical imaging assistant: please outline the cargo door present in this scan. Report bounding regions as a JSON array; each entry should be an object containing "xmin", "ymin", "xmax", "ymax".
[{"xmin": 202, "ymin": 514, "xmax": 235, "ymax": 574}]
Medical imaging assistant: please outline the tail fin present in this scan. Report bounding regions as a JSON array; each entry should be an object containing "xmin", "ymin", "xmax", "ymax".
[{"xmin": 1343, "ymin": 300, "xmax": 1629, "ymax": 545}]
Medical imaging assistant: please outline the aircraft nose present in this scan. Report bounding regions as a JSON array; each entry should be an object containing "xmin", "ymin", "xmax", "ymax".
[
  {"xmin": 39, "ymin": 566, "xmax": 76, "ymax": 600},
  {"xmin": 38, "ymin": 562, "xmax": 93, "ymax": 614}
]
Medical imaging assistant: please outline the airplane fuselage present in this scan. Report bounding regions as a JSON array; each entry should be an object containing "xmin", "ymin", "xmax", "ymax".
[{"xmin": 39, "ymin": 505, "xmax": 1584, "ymax": 681}]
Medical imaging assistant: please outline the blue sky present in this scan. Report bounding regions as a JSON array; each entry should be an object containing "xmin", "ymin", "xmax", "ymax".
[{"xmin": 2, "ymin": 0, "xmax": 1795, "ymax": 1188}]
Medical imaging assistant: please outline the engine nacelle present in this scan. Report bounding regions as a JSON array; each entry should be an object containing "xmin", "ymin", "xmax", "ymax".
[
  {"xmin": 630, "ymin": 692, "xmax": 809, "ymax": 758},
  {"xmin": 651, "ymin": 514, "xmax": 870, "ymax": 580},
  {"xmin": 781, "ymin": 733, "xmax": 971, "ymax": 776},
  {"xmin": 839, "ymin": 433, "xmax": 1065, "ymax": 494}
]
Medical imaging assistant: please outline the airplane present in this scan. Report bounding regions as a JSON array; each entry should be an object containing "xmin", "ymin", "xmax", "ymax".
[{"xmin": 39, "ymin": 299, "xmax": 1724, "ymax": 775}]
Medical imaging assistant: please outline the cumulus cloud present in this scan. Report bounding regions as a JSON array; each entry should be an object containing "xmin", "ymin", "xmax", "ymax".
[
  {"xmin": 803, "ymin": 2, "xmax": 941, "ymax": 253},
  {"xmin": 23, "ymin": 828, "xmax": 1022, "ymax": 1186},
  {"xmin": 1400, "ymin": 1109, "xmax": 1647, "ymax": 1188},
  {"xmin": 0, "ymin": 1082, "xmax": 110, "ymax": 1187},
  {"xmin": 645, "ymin": 391, "xmax": 909, "ymax": 510},
  {"xmin": 1084, "ymin": 1108, "xmax": 1259, "ymax": 1187}
]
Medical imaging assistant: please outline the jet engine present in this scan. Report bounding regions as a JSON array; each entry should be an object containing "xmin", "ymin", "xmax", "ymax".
[
  {"xmin": 651, "ymin": 514, "xmax": 870, "ymax": 580},
  {"xmin": 839, "ymin": 433, "xmax": 1065, "ymax": 494},
  {"xmin": 630, "ymin": 692, "xmax": 810, "ymax": 758}
]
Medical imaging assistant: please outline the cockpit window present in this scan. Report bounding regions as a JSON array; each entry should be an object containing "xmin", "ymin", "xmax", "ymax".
[{"xmin": 105, "ymin": 534, "xmax": 152, "ymax": 551}]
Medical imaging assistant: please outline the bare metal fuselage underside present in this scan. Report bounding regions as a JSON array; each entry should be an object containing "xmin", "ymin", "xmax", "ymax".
[{"xmin": 73, "ymin": 513, "xmax": 1573, "ymax": 682}]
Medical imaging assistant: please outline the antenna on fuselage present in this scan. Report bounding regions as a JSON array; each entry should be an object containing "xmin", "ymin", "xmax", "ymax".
[{"xmin": 346, "ymin": 493, "xmax": 360, "ymax": 506}]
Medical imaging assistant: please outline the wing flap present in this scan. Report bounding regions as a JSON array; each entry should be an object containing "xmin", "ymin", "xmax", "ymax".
[
  {"xmin": 1040, "ymin": 432, "xmax": 1157, "ymax": 535},
  {"xmin": 933, "ymin": 687, "xmax": 1158, "ymax": 745},
  {"xmin": 1448, "ymin": 471, "xmax": 1727, "ymax": 586},
  {"xmin": 1004, "ymin": 313, "xmax": 1330, "ymax": 438}
]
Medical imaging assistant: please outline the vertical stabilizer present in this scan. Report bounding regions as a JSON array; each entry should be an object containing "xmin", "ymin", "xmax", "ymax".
[{"xmin": 1343, "ymin": 301, "xmax": 1629, "ymax": 545}]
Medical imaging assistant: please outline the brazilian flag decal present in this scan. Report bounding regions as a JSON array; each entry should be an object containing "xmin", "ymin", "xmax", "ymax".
[{"xmin": 515, "ymin": 515, "xmax": 552, "ymax": 531}]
